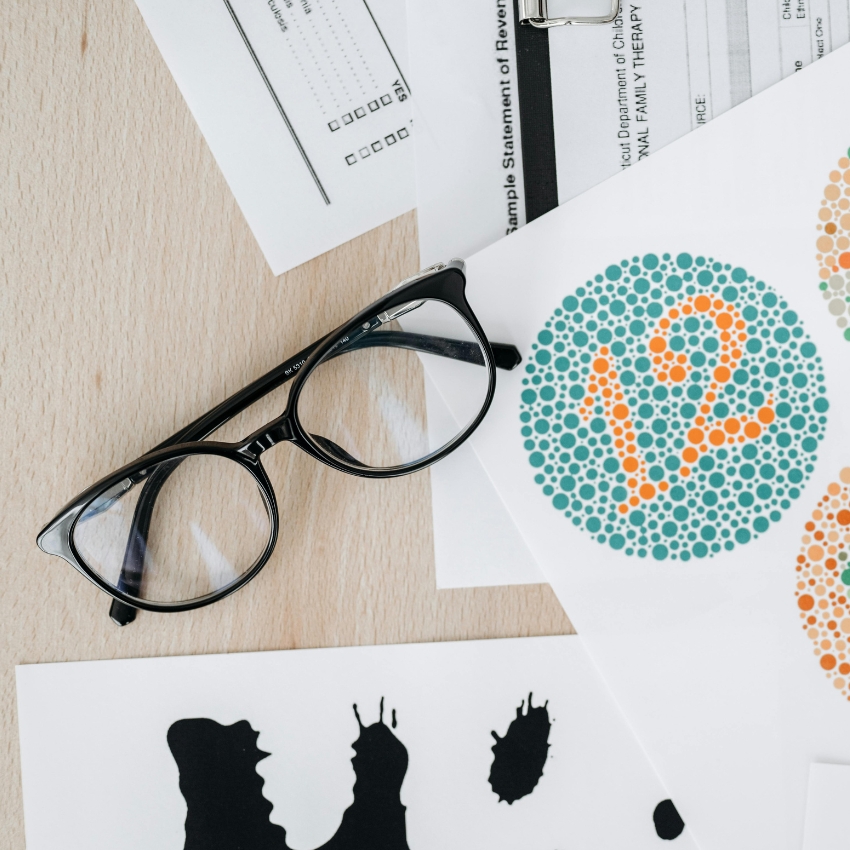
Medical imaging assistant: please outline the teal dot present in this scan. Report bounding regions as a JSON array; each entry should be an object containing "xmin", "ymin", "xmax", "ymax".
[
  {"xmin": 693, "ymin": 542, "xmax": 708, "ymax": 558},
  {"xmin": 649, "ymin": 465, "xmax": 665, "ymax": 481},
  {"xmin": 801, "ymin": 342, "xmax": 816, "ymax": 357},
  {"xmin": 587, "ymin": 517, "xmax": 602, "ymax": 533},
  {"xmin": 605, "ymin": 265, "xmax": 622, "ymax": 281},
  {"xmin": 563, "ymin": 295, "xmax": 579, "ymax": 311},
  {"xmin": 574, "ymin": 331, "xmax": 589, "ymax": 346},
  {"xmin": 732, "ymin": 267, "xmax": 748, "ymax": 283},
  {"xmin": 753, "ymin": 516, "xmax": 770, "ymax": 533},
  {"xmin": 590, "ymin": 418, "xmax": 606, "ymax": 434},
  {"xmin": 553, "ymin": 494, "xmax": 568, "ymax": 510},
  {"xmin": 560, "ymin": 476, "xmax": 576, "ymax": 492},
  {"xmin": 538, "ymin": 330, "xmax": 554, "ymax": 345},
  {"xmin": 841, "ymin": 569, "xmax": 850, "ymax": 586},
  {"xmin": 535, "ymin": 350, "xmax": 551, "ymax": 365},
  {"xmin": 604, "ymin": 457, "xmax": 620, "ymax": 474},
  {"xmin": 610, "ymin": 534, "xmax": 626, "ymax": 550},
  {"xmin": 630, "ymin": 320, "xmax": 646, "ymax": 336},
  {"xmin": 582, "ymin": 298, "xmax": 598, "ymax": 313},
  {"xmin": 735, "ymin": 528, "xmax": 751, "ymax": 544},
  {"xmin": 782, "ymin": 310, "xmax": 798, "ymax": 326},
  {"xmin": 529, "ymin": 452, "xmax": 545, "ymax": 467},
  {"xmin": 814, "ymin": 397, "xmax": 829, "ymax": 413},
  {"xmin": 697, "ymin": 270, "xmax": 713, "ymax": 286},
  {"xmin": 676, "ymin": 253, "xmax": 693, "ymax": 269},
  {"xmin": 629, "ymin": 510, "xmax": 646, "ymax": 527},
  {"xmin": 521, "ymin": 389, "xmax": 537, "ymax": 404},
  {"xmin": 540, "ymin": 385, "xmax": 556, "ymax": 401},
  {"xmin": 579, "ymin": 484, "xmax": 596, "ymax": 500},
  {"xmin": 569, "ymin": 385, "xmax": 585, "ymax": 400},
  {"xmin": 652, "ymin": 544, "xmax": 669, "ymax": 560},
  {"xmin": 555, "ymin": 356, "xmax": 569, "ymax": 371},
  {"xmin": 722, "ymin": 286, "xmax": 738, "ymax": 302},
  {"xmin": 802, "ymin": 437, "xmax": 818, "ymax": 452},
  {"xmin": 662, "ymin": 521, "xmax": 678, "ymax": 537},
  {"xmin": 642, "ymin": 254, "xmax": 659, "ymax": 270},
  {"xmin": 534, "ymin": 419, "xmax": 550, "ymax": 434},
  {"xmin": 612, "ymin": 486, "xmax": 627, "ymax": 501},
  {"xmin": 700, "ymin": 525, "xmax": 716, "ymax": 541},
  {"xmin": 564, "ymin": 414, "xmax": 579, "ymax": 429}
]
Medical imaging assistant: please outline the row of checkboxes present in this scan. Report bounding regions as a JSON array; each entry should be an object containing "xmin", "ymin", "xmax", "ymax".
[
  {"xmin": 345, "ymin": 127, "xmax": 410, "ymax": 165},
  {"xmin": 328, "ymin": 94, "xmax": 394, "ymax": 132}
]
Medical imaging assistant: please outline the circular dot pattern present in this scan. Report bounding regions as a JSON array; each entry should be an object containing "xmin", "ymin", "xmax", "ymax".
[
  {"xmin": 816, "ymin": 151, "xmax": 850, "ymax": 341},
  {"xmin": 519, "ymin": 253, "xmax": 829, "ymax": 561},
  {"xmin": 795, "ymin": 468, "xmax": 850, "ymax": 699}
]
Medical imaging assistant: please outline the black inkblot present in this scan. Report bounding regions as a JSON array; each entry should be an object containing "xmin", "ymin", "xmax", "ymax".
[
  {"xmin": 488, "ymin": 692, "xmax": 551, "ymax": 804},
  {"xmin": 653, "ymin": 799, "xmax": 685, "ymax": 841},
  {"xmin": 167, "ymin": 718, "xmax": 288, "ymax": 850},
  {"xmin": 168, "ymin": 698, "xmax": 409, "ymax": 850}
]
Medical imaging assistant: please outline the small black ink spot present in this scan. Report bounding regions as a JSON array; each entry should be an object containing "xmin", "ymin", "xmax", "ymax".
[
  {"xmin": 653, "ymin": 799, "xmax": 685, "ymax": 840},
  {"xmin": 488, "ymin": 692, "xmax": 551, "ymax": 804}
]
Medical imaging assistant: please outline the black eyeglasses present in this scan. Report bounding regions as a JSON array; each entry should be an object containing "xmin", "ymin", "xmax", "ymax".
[{"xmin": 37, "ymin": 259, "xmax": 520, "ymax": 626}]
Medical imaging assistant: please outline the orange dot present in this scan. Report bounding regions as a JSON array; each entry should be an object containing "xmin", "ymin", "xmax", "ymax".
[
  {"xmin": 680, "ymin": 467, "xmax": 690, "ymax": 476},
  {"xmin": 688, "ymin": 428, "xmax": 704, "ymax": 444},
  {"xmin": 714, "ymin": 366, "xmax": 731, "ymax": 383},
  {"xmin": 840, "ymin": 663, "xmax": 850, "ymax": 675},
  {"xmin": 799, "ymin": 594, "xmax": 815, "ymax": 611},
  {"xmin": 837, "ymin": 510, "xmax": 850, "ymax": 527},
  {"xmin": 724, "ymin": 418, "xmax": 741, "ymax": 435},
  {"xmin": 758, "ymin": 407, "xmax": 775, "ymax": 425},
  {"xmin": 618, "ymin": 504, "xmax": 628, "ymax": 514},
  {"xmin": 649, "ymin": 337, "xmax": 666, "ymax": 353},
  {"xmin": 744, "ymin": 422, "xmax": 761, "ymax": 439},
  {"xmin": 809, "ymin": 545, "xmax": 825, "ymax": 562},
  {"xmin": 840, "ymin": 253, "xmax": 850, "ymax": 269},
  {"xmin": 716, "ymin": 312, "xmax": 733, "ymax": 330},
  {"xmin": 639, "ymin": 483, "xmax": 656, "ymax": 500},
  {"xmin": 623, "ymin": 457, "xmax": 639, "ymax": 473},
  {"xmin": 669, "ymin": 365, "xmax": 686, "ymax": 382},
  {"xmin": 629, "ymin": 496, "xmax": 640, "ymax": 506},
  {"xmin": 659, "ymin": 481, "xmax": 669, "ymax": 492},
  {"xmin": 594, "ymin": 357, "xmax": 609, "ymax": 374},
  {"xmin": 821, "ymin": 654, "xmax": 837, "ymax": 671},
  {"xmin": 613, "ymin": 404, "xmax": 629, "ymax": 420},
  {"xmin": 709, "ymin": 429, "xmax": 726, "ymax": 447},
  {"xmin": 695, "ymin": 295, "xmax": 711, "ymax": 312},
  {"xmin": 658, "ymin": 372, "xmax": 668, "ymax": 382},
  {"xmin": 682, "ymin": 447, "xmax": 698, "ymax": 463}
]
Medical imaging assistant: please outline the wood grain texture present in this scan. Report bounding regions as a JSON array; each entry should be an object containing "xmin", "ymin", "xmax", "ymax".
[{"xmin": 0, "ymin": 1, "xmax": 572, "ymax": 844}]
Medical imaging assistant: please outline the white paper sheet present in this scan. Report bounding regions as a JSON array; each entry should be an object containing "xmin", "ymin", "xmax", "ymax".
[
  {"xmin": 421, "ymin": 44, "xmax": 850, "ymax": 848},
  {"xmin": 16, "ymin": 636, "xmax": 696, "ymax": 849},
  {"xmin": 802, "ymin": 763, "xmax": 850, "ymax": 850},
  {"xmin": 134, "ymin": 0, "xmax": 415, "ymax": 275}
]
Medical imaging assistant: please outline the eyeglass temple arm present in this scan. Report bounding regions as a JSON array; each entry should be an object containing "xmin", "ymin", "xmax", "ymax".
[{"xmin": 109, "ymin": 331, "xmax": 521, "ymax": 625}]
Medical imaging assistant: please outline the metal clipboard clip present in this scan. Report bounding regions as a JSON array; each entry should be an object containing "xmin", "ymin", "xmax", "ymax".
[{"xmin": 518, "ymin": 0, "xmax": 620, "ymax": 27}]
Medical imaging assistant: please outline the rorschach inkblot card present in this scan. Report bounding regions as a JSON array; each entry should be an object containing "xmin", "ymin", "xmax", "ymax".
[{"xmin": 16, "ymin": 635, "xmax": 695, "ymax": 849}]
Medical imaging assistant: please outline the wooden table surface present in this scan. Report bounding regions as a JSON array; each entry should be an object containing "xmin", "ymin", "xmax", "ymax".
[{"xmin": 0, "ymin": 2, "xmax": 571, "ymax": 843}]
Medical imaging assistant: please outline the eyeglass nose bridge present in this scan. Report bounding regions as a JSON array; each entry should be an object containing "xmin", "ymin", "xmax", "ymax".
[{"xmin": 239, "ymin": 416, "xmax": 296, "ymax": 459}]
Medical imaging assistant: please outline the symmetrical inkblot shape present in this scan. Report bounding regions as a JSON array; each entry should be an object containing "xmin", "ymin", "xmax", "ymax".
[
  {"xmin": 653, "ymin": 799, "xmax": 685, "ymax": 841},
  {"xmin": 168, "ymin": 698, "xmax": 409, "ymax": 850},
  {"xmin": 520, "ymin": 254, "xmax": 828, "ymax": 561},
  {"xmin": 488, "ymin": 693, "xmax": 551, "ymax": 804}
]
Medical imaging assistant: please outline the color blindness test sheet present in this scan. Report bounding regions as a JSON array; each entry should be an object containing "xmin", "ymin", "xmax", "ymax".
[
  {"xmin": 414, "ymin": 0, "xmax": 850, "ymax": 590},
  {"xmin": 135, "ymin": 0, "xmax": 415, "ymax": 274}
]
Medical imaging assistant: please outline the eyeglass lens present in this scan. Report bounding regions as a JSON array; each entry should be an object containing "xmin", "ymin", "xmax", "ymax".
[
  {"xmin": 73, "ymin": 454, "xmax": 271, "ymax": 604},
  {"xmin": 296, "ymin": 299, "xmax": 490, "ymax": 469}
]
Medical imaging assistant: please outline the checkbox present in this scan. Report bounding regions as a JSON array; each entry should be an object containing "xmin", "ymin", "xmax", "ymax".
[
  {"xmin": 355, "ymin": 107, "xmax": 366, "ymax": 119},
  {"xmin": 371, "ymin": 140, "xmax": 383, "ymax": 152},
  {"xmin": 359, "ymin": 147, "xmax": 370, "ymax": 158},
  {"xmin": 385, "ymin": 134, "xmax": 397, "ymax": 145},
  {"xmin": 345, "ymin": 153, "xmax": 357, "ymax": 165},
  {"xmin": 342, "ymin": 113, "xmax": 353, "ymax": 125},
  {"xmin": 328, "ymin": 120, "xmax": 340, "ymax": 132},
  {"xmin": 368, "ymin": 100, "xmax": 379, "ymax": 112},
  {"xmin": 380, "ymin": 94, "xmax": 391, "ymax": 106},
  {"xmin": 398, "ymin": 127, "xmax": 409, "ymax": 139}
]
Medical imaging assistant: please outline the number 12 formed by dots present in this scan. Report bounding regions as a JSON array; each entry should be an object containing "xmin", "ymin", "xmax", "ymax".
[{"xmin": 519, "ymin": 253, "xmax": 829, "ymax": 562}]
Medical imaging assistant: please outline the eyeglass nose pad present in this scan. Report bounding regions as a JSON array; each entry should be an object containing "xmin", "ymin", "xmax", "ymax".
[{"xmin": 309, "ymin": 434, "xmax": 362, "ymax": 466}]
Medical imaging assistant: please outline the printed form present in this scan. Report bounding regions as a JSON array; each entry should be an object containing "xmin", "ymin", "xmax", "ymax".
[
  {"xmin": 135, "ymin": 0, "xmax": 414, "ymax": 274},
  {"xmin": 410, "ymin": 0, "xmax": 850, "ymax": 265}
]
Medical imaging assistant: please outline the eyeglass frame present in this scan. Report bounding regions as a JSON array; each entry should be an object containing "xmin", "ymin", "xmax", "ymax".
[{"xmin": 37, "ymin": 259, "xmax": 521, "ymax": 623}]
